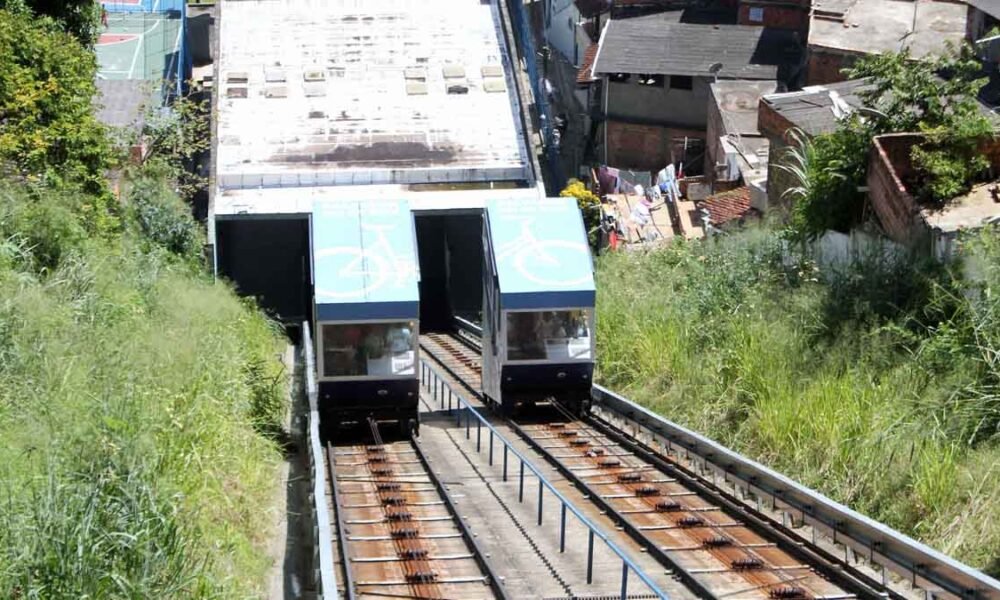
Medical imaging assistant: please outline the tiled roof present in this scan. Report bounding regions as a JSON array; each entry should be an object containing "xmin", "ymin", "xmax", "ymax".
[
  {"xmin": 577, "ymin": 43, "xmax": 599, "ymax": 85},
  {"xmin": 697, "ymin": 187, "xmax": 757, "ymax": 226}
]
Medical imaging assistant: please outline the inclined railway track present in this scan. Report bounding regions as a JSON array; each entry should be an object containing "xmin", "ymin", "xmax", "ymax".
[
  {"xmin": 326, "ymin": 419, "xmax": 505, "ymax": 600},
  {"xmin": 419, "ymin": 332, "xmax": 894, "ymax": 600}
]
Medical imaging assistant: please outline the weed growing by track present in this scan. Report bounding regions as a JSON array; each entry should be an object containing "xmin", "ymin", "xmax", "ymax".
[
  {"xmin": 0, "ymin": 184, "xmax": 287, "ymax": 597},
  {"xmin": 596, "ymin": 228, "xmax": 1000, "ymax": 576}
]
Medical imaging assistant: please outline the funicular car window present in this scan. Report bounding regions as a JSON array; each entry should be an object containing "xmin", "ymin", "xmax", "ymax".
[
  {"xmin": 322, "ymin": 322, "xmax": 416, "ymax": 377},
  {"xmin": 506, "ymin": 310, "xmax": 592, "ymax": 361}
]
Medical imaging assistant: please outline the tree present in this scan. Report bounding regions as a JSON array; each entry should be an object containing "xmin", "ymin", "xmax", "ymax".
[
  {"xmin": 848, "ymin": 47, "xmax": 993, "ymax": 205},
  {"xmin": 1, "ymin": 0, "xmax": 101, "ymax": 46},
  {"xmin": 783, "ymin": 46, "xmax": 994, "ymax": 238},
  {"xmin": 0, "ymin": 10, "xmax": 113, "ymax": 204}
]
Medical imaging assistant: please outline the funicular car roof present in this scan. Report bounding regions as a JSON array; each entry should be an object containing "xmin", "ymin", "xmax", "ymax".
[
  {"xmin": 312, "ymin": 199, "xmax": 419, "ymax": 321},
  {"xmin": 485, "ymin": 198, "xmax": 596, "ymax": 310}
]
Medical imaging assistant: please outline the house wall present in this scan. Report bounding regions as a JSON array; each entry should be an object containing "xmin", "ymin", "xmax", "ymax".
[
  {"xmin": 867, "ymin": 134, "xmax": 928, "ymax": 245},
  {"xmin": 605, "ymin": 76, "xmax": 712, "ymax": 130},
  {"xmin": 757, "ymin": 100, "xmax": 797, "ymax": 209},
  {"xmin": 738, "ymin": 1, "xmax": 809, "ymax": 32},
  {"xmin": 806, "ymin": 47, "xmax": 861, "ymax": 86},
  {"xmin": 544, "ymin": 0, "xmax": 590, "ymax": 66},
  {"xmin": 604, "ymin": 120, "xmax": 704, "ymax": 170},
  {"xmin": 967, "ymin": 6, "xmax": 1000, "ymax": 42},
  {"xmin": 705, "ymin": 94, "xmax": 725, "ymax": 180}
]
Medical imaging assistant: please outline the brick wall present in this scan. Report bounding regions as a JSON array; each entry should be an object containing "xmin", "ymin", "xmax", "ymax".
[
  {"xmin": 605, "ymin": 120, "xmax": 704, "ymax": 171},
  {"xmin": 806, "ymin": 47, "xmax": 860, "ymax": 86},
  {"xmin": 868, "ymin": 134, "xmax": 925, "ymax": 244},
  {"xmin": 738, "ymin": 2, "xmax": 809, "ymax": 32},
  {"xmin": 867, "ymin": 133, "xmax": 1000, "ymax": 245},
  {"xmin": 756, "ymin": 98, "xmax": 795, "ymax": 140}
]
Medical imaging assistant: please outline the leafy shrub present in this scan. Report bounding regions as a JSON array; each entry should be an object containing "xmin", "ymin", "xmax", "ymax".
[
  {"xmin": 0, "ymin": 187, "xmax": 86, "ymax": 272},
  {"xmin": 560, "ymin": 178, "xmax": 601, "ymax": 247},
  {"xmin": 128, "ymin": 175, "xmax": 202, "ymax": 259},
  {"xmin": 596, "ymin": 228, "xmax": 1000, "ymax": 575}
]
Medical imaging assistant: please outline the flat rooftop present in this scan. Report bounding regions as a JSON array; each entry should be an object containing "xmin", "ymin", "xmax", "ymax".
[
  {"xmin": 809, "ymin": 0, "xmax": 967, "ymax": 59},
  {"xmin": 923, "ymin": 182, "xmax": 1000, "ymax": 233},
  {"xmin": 214, "ymin": 0, "xmax": 529, "ymax": 191},
  {"xmin": 215, "ymin": 184, "xmax": 546, "ymax": 217},
  {"xmin": 711, "ymin": 80, "xmax": 778, "ymax": 136}
]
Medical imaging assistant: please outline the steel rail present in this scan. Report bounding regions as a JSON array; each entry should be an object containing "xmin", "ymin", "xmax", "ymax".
[
  {"xmin": 452, "ymin": 317, "xmax": 1000, "ymax": 600},
  {"xmin": 302, "ymin": 322, "xmax": 340, "ymax": 600},
  {"xmin": 592, "ymin": 386, "xmax": 1000, "ymax": 600},
  {"xmin": 425, "ymin": 333, "xmax": 872, "ymax": 600},
  {"xmin": 419, "ymin": 357, "xmax": 671, "ymax": 600},
  {"xmin": 409, "ymin": 435, "xmax": 513, "ymax": 599}
]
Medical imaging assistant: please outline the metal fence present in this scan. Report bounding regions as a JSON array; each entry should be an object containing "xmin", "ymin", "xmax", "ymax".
[
  {"xmin": 302, "ymin": 323, "xmax": 340, "ymax": 600},
  {"xmin": 100, "ymin": 0, "xmax": 190, "ymax": 101},
  {"xmin": 505, "ymin": 0, "xmax": 564, "ymax": 190},
  {"xmin": 419, "ymin": 358, "xmax": 670, "ymax": 600}
]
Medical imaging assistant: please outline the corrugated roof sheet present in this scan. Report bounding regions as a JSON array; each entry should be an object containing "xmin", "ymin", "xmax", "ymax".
[
  {"xmin": 760, "ymin": 79, "xmax": 870, "ymax": 137},
  {"xmin": 593, "ymin": 17, "xmax": 801, "ymax": 79},
  {"xmin": 967, "ymin": 0, "xmax": 1000, "ymax": 19},
  {"xmin": 94, "ymin": 79, "xmax": 154, "ymax": 129}
]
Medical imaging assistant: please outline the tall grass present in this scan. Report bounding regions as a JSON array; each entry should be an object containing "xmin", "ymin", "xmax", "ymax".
[
  {"xmin": 0, "ymin": 185, "xmax": 287, "ymax": 597},
  {"xmin": 596, "ymin": 229, "xmax": 1000, "ymax": 576}
]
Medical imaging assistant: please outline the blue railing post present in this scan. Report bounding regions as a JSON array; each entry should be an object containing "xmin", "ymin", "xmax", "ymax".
[
  {"xmin": 621, "ymin": 563, "xmax": 629, "ymax": 599},
  {"xmin": 560, "ymin": 503, "xmax": 567, "ymax": 553},
  {"xmin": 519, "ymin": 460, "xmax": 525, "ymax": 502},
  {"xmin": 537, "ymin": 479, "xmax": 544, "ymax": 525},
  {"xmin": 587, "ymin": 530, "xmax": 595, "ymax": 584}
]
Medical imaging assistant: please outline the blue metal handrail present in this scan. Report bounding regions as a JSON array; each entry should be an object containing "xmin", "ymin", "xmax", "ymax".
[
  {"xmin": 302, "ymin": 323, "xmax": 340, "ymax": 600},
  {"xmin": 419, "ymin": 358, "xmax": 669, "ymax": 600}
]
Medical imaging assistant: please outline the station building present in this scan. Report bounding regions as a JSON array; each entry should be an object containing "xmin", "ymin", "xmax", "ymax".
[{"xmin": 209, "ymin": 0, "xmax": 546, "ymax": 329}]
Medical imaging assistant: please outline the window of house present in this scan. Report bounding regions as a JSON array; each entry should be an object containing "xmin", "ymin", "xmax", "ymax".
[
  {"xmin": 638, "ymin": 73, "xmax": 664, "ymax": 87},
  {"xmin": 748, "ymin": 6, "xmax": 764, "ymax": 22},
  {"xmin": 670, "ymin": 75, "xmax": 693, "ymax": 90},
  {"xmin": 610, "ymin": 72, "xmax": 631, "ymax": 83}
]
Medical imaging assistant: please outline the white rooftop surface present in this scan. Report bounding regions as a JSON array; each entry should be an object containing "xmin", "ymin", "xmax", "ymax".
[
  {"xmin": 922, "ymin": 182, "xmax": 1000, "ymax": 233},
  {"xmin": 215, "ymin": 0, "xmax": 529, "ymax": 191},
  {"xmin": 215, "ymin": 184, "xmax": 546, "ymax": 217}
]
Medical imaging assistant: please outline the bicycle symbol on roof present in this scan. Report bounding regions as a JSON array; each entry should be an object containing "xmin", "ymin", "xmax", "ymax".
[
  {"xmin": 495, "ymin": 218, "xmax": 592, "ymax": 287},
  {"xmin": 315, "ymin": 223, "xmax": 417, "ymax": 300}
]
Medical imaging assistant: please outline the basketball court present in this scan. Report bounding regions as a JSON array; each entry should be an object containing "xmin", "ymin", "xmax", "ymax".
[{"xmin": 96, "ymin": 0, "xmax": 184, "ymax": 82}]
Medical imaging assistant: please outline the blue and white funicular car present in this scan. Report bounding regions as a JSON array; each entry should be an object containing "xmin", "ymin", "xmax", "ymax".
[
  {"xmin": 312, "ymin": 199, "xmax": 421, "ymax": 434},
  {"xmin": 481, "ymin": 197, "xmax": 597, "ymax": 415}
]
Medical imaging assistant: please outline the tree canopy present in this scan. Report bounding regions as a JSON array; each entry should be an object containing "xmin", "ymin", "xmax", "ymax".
[
  {"xmin": 784, "ymin": 46, "xmax": 995, "ymax": 239},
  {"xmin": 0, "ymin": 0, "xmax": 100, "ymax": 46},
  {"xmin": 0, "ymin": 9, "xmax": 113, "ymax": 202}
]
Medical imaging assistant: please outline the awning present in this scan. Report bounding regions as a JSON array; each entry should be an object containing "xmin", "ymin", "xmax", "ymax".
[
  {"xmin": 312, "ymin": 200, "xmax": 419, "ymax": 321},
  {"xmin": 485, "ymin": 197, "xmax": 596, "ymax": 310}
]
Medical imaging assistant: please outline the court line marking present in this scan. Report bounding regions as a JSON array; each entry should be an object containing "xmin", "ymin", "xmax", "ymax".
[
  {"xmin": 96, "ymin": 33, "xmax": 140, "ymax": 46},
  {"xmin": 127, "ymin": 16, "xmax": 162, "ymax": 79}
]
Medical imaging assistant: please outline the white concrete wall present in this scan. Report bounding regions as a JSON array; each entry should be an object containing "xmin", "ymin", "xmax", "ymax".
[{"xmin": 544, "ymin": 0, "xmax": 584, "ymax": 65}]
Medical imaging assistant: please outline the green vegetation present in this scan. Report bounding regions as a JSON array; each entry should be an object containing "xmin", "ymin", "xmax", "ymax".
[
  {"xmin": 784, "ymin": 47, "xmax": 994, "ymax": 238},
  {"xmin": 0, "ymin": 6, "xmax": 289, "ymax": 597},
  {"xmin": 596, "ymin": 230, "xmax": 1000, "ymax": 575},
  {"xmin": 0, "ymin": 9, "xmax": 113, "ymax": 199},
  {"xmin": 560, "ymin": 178, "xmax": 602, "ymax": 246}
]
